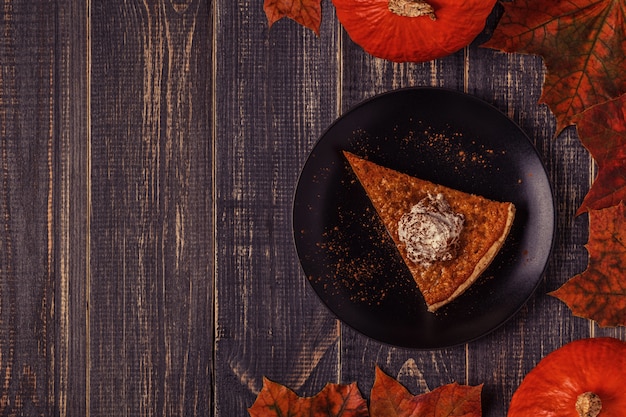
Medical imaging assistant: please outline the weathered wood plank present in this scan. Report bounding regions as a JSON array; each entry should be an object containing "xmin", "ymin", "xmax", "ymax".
[
  {"xmin": 56, "ymin": 0, "xmax": 90, "ymax": 415},
  {"xmin": 0, "ymin": 1, "xmax": 57, "ymax": 415},
  {"xmin": 89, "ymin": 1, "xmax": 213, "ymax": 415},
  {"xmin": 2, "ymin": 1, "xmax": 623, "ymax": 416},
  {"xmin": 213, "ymin": 1, "xmax": 342, "ymax": 415}
]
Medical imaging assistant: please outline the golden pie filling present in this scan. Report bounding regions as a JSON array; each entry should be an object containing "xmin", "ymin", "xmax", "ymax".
[{"xmin": 343, "ymin": 151, "xmax": 515, "ymax": 312}]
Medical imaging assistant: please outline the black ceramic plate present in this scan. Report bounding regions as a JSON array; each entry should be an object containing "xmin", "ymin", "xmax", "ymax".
[{"xmin": 293, "ymin": 87, "xmax": 555, "ymax": 349}]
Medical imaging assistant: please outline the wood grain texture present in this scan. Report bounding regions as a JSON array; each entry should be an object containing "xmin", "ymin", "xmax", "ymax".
[
  {"xmin": 0, "ymin": 1, "xmax": 56, "ymax": 415},
  {"xmin": 213, "ymin": 1, "xmax": 342, "ymax": 415},
  {"xmin": 56, "ymin": 0, "xmax": 90, "ymax": 415},
  {"xmin": 89, "ymin": 1, "xmax": 213, "ymax": 415},
  {"xmin": 1, "ymin": 1, "xmax": 625, "ymax": 416}
]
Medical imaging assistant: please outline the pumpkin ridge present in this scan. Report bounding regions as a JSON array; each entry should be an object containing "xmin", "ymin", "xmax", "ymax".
[
  {"xmin": 332, "ymin": 0, "xmax": 497, "ymax": 62},
  {"xmin": 507, "ymin": 338, "xmax": 626, "ymax": 417}
]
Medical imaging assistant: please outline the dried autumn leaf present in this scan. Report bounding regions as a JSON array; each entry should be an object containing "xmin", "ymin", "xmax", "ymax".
[
  {"xmin": 369, "ymin": 366, "xmax": 483, "ymax": 417},
  {"xmin": 550, "ymin": 202, "xmax": 626, "ymax": 327},
  {"xmin": 264, "ymin": 0, "xmax": 321, "ymax": 35},
  {"xmin": 484, "ymin": 0, "xmax": 626, "ymax": 133},
  {"xmin": 248, "ymin": 377, "xmax": 369, "ymax": 417},
  {"xmin": 574, "ymin": 95, "xmax": 626, "ymax": 214}
]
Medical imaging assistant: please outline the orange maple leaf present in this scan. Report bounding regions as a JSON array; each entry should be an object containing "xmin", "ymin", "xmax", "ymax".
[
  {"xmin": 369, "ymin": 367, "xmax": 483, "ymax": 417},
  {"xmin": 550, "ymin": 202, "xmax": 626, "ymax": 327},
  {"xmin": 248, "ymin": 367, "xmax": 483, "ymax": 417},
  {"xmin": 484, "ymin": 0, "xmax": 626, "ymax": 133},
  {"xmin": 264, "ymin": 0, "xmax": 321, "ymax": 35},
  {"xmin": 574, "ymin": 95, "xmax": 626, "ymax": 214},
  {"xmin": 248, "ymin": 377, "xmax": 369, "ymax": 417}
]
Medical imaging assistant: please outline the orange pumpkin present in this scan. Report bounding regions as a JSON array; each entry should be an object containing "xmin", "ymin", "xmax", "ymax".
[
  {"xmin": 331, "ymin": 0, "xmax": 497, "ymax": 62},
  {"xmin": 508, "ymin": 337, "xmax": 626, "ymax": 417}
]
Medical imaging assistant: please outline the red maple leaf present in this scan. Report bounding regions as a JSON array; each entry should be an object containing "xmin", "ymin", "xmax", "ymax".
[
  {"xmin": 550, "ymin": 202, "xmax": 626, "ymax": 327},
  {"xmin": 484, "ymin": 0, "xmax": 626, "ymax": 133},
  {"xmin": 248, "ymin": 367, "xmax": 483, "ymax": 417},
  {"xmin": 248, "ymin": 377, "xmax": 369, "ymax": 417},
  {"xmin": 369, "ymin": 367, "xmax": 482, "ymax": 417},
  {"xmin": 264, "ymin": 0, "xmax": 321, "ymax": 35},
  {"xmin": 574, "ymin": 95, "xmax": 626, "ymax": 214}
]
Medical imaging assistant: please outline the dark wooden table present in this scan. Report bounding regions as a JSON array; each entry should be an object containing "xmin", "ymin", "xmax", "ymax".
[{"xmin": 1, "ymin": 1, "xmax": 624, "ymax": 416}]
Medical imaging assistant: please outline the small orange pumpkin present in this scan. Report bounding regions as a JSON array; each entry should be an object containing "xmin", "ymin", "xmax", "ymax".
[
  {"xmin": 332, "ymin": 0, "xmax": 497, "ymax": 63},
  {"xmin": 508, "ymin": 337, "xmax": 626, "ymax": 417}
]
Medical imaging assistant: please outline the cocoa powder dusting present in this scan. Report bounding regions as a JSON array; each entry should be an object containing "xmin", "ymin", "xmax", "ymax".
[{"xmin": 315, "ymin": 122, "xmax": 506, "ymax": 308}]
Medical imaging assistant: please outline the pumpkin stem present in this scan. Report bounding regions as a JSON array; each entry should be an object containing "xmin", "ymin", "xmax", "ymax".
[
  {"xmin": 575, "ymin": 392, "xmax": 602, "ymax": 417},
  {"xmin": 388, "ymin": 0, "xmax": 436, "ymax": 20}
]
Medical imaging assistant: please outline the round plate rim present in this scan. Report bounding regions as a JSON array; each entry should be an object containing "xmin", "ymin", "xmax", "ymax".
[{"xmin": 292, "ymin": 86, "xmax": 556, "ymax": 349}]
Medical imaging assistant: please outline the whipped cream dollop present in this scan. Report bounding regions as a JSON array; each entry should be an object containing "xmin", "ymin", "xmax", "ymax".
[{"xmin": 397, "ymin": 193, "xmax": 465, "ymax": 268}]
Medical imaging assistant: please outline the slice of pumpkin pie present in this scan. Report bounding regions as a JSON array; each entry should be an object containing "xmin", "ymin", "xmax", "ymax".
[{"xmin": 343, "ymin": 151, "xmax": 515, "ymax": 312}]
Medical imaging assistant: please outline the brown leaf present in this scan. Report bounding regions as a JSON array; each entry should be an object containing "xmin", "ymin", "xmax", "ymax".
[
  {"xmin": 550, "ymin": 202, "xmax": 626, "ymax": 327},
  {"xmin": 369, "ymin": 366, "xmax": 482, "ymax": 417},
  {"xmin": 574, "ymin": 94, "xmax": 626, "ymax": 214},
  {"xmin": 484, "ymin": 0, "xmax": 626, "ymax": 133},
  {"xmin": 264, "ymin": 0, "xmax": 321, "ymax": 35},
  {"xmin": 248, "ymin": 377, "xmax": 369, "ymax": 417}
]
